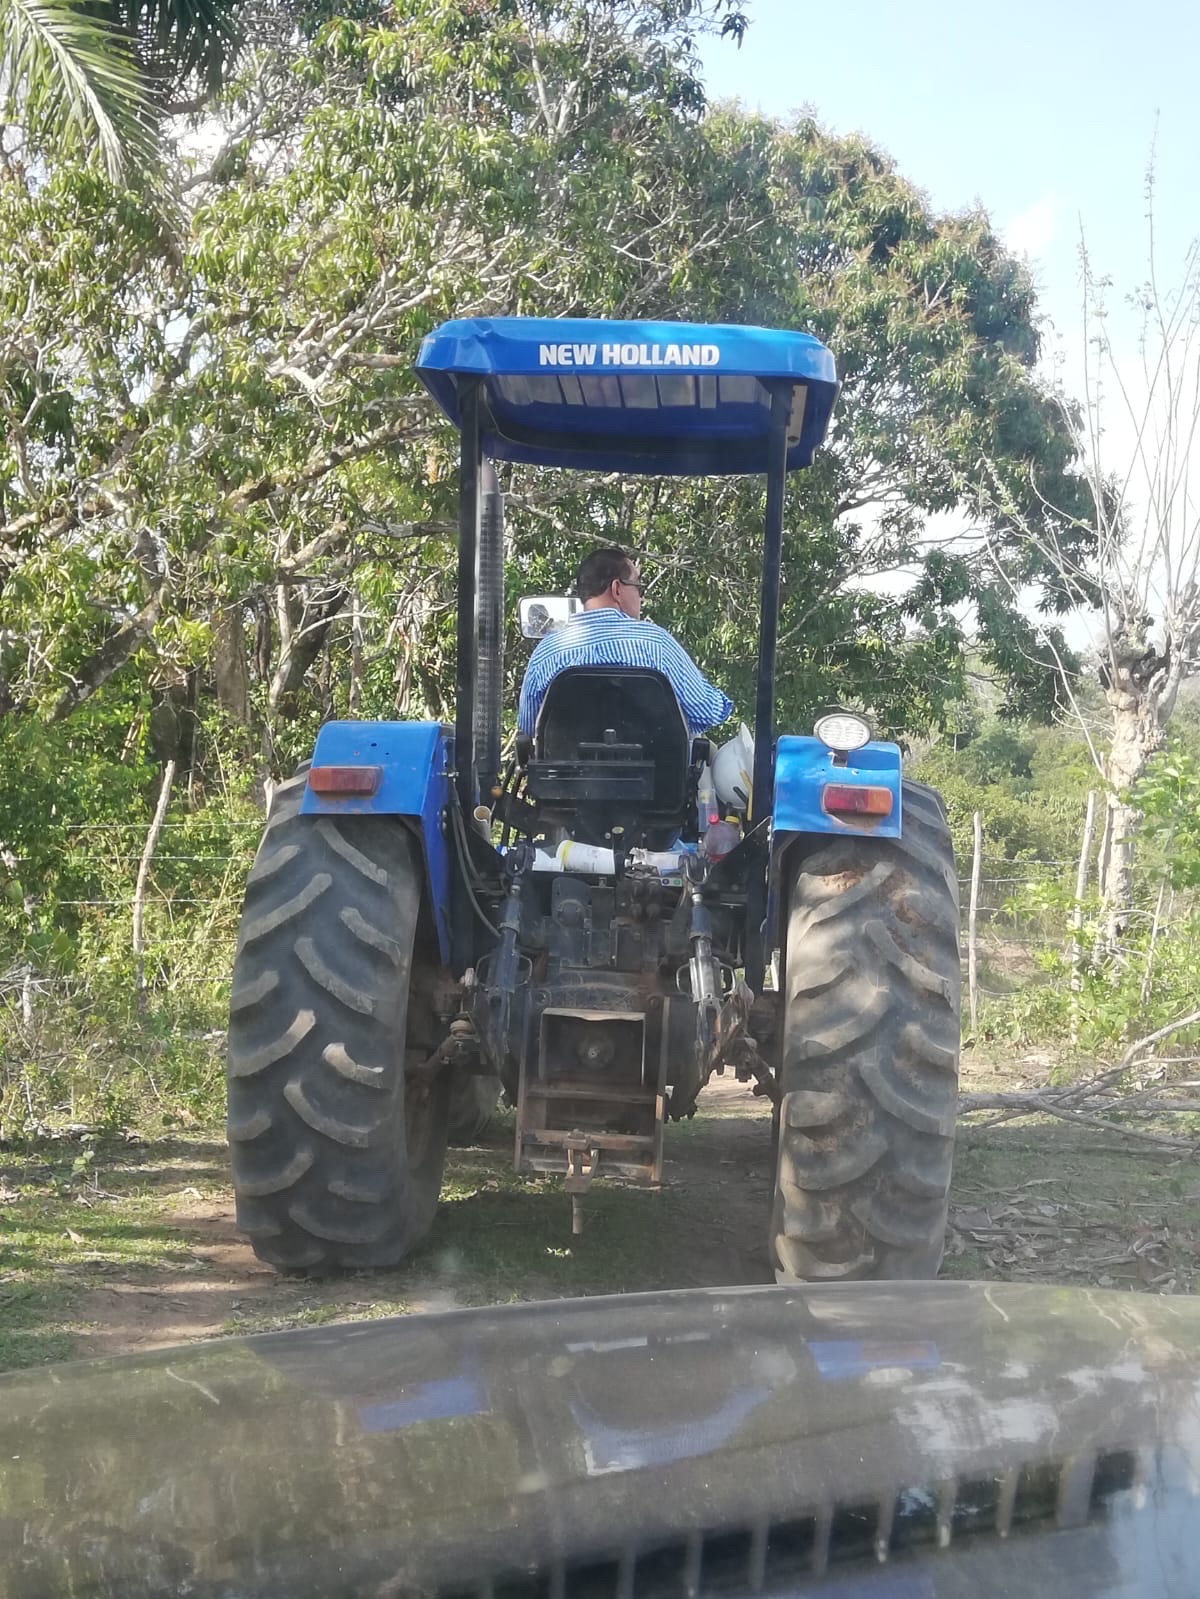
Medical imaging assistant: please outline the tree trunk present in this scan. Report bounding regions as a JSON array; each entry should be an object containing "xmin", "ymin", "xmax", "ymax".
[
  {"xmin": 49, "ymin": 588, "xmax": 165, "ymax": 722},
  {"xmin": 967, "ymin": 811, "xmax": 982, "ymax": 1032},
  {"xmin": 268, "ymin": 584, "xmax": 348, "ymax": 721},
  {"xmin": 134, "ymin": 760, "xmax": 176, "ymax": 1012},
  {"xmin": 1099, "ymin": 670, "xmax": 1168, "ymax": 952},
  {"xmin": 1140, "ymin": 879, "xmax": 1167, "ymax": 1008},
  {"xmin": 348, "ymin": 590, "xmax": 364, "ymax": 718},
  {"xmin": 213, "ymin": 603, "xmax": 250, "ymax": 726},
  {"xmin": 1071, "ymin": 789, "xmax": 1097, "ymax": 1042}
]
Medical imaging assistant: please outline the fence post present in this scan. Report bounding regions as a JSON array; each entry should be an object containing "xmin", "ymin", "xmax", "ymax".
[
  {"xmin": 968, "ymin": 811, "xmax": 982, "ymax": 1032},
  {"xmin": 1070, "ymin": 789, "xmax": 1098, "ymax": 1041},
  {"xmin": 133, "ymin": 759, "xmax": 176, "ymax": 1013}
]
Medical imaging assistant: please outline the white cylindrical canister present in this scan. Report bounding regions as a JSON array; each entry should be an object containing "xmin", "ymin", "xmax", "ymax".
[{"xmin": 556, "ymin": 841, "xmax": 616, "ymax": 874}]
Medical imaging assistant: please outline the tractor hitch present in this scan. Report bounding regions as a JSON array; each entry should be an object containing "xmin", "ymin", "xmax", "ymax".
[{"xmin": 564, "ymin": 1137, "xmax": 600, "ymax": 1236}]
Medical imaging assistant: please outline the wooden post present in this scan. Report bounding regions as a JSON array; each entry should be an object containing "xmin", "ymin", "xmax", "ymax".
[
  {"xmin": 1071, "ymin": 790, "xmax": 1098, "ymax": 1041},
  {"xmin": 133, "ymin": 759, "xmax": 176, "ymax": 1013},
  {"xmin": 968, "ymin": 810, "xmax": 982, "ymax": 1032}
]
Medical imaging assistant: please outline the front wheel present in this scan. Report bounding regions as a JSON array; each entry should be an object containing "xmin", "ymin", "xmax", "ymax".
[
  {"xmin": 226, "ymin": 771, "xmax": 451, "ymax": 1271},
  {"xmin": 769, "ymin": 781, "xmax": 960, "ymax": 1281}
]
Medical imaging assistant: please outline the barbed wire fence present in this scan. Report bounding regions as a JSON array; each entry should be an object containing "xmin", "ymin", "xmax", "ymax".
[
  {"xmin": 1, "ymin": 804, "xmax": 1180, "ymax": 1053},
  {"xmin": 3, "ymin": 817, "xmax": 1077, "ymax": 1007}
]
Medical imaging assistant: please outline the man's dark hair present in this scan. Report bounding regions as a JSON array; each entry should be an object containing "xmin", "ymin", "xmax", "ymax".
[{"xmin": 576, "ymin": 546, "xmax": 635, "ymax": 601}]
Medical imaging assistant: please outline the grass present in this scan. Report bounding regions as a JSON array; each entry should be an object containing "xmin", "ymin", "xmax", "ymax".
[
  {"xmin": 424, "ymin": 1137, "xmax": 713, "ymax": 1303},
  {"xmin": 0, "ymin": 1134, "xmax": 232, "ymax": 1370},
  {"xmin": 0, "ymin": 1283, "xmax": 74, "ymax": 1370},
  {"xmin": 6, "ymin": 1056, "xmax": 1200, "ymax": 1376},
  {"xmin": 221, "ymin": 1298, "xmax": 412, "ymax": 1335},
  {"xmin": 0, "ymin": 1104, "xmax": 764, "ymax": 1372}
]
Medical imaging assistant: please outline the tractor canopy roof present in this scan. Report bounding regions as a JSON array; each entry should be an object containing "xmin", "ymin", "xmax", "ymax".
[{"xmin": 415, "ymin": 317, "xmax": 837, "ymax": 475}]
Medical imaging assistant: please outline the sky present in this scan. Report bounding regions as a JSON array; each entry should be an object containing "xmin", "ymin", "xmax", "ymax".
[
  {"xmin": 698, "ymin": 0, "xmax": 1199, "ymax": 649},
  {"xmin": 698, "ymin": 0, "xmax": 1199, "ymax": 374}
]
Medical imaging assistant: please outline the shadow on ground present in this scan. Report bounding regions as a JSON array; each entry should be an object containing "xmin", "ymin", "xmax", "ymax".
[
  {"xmin": 1, "ymin": 1081, "xmax": 777, "ymax": 1369},
  {"xmin": 5, "ymin": 1076, "xmax": 1196, "ymax": 1373}
]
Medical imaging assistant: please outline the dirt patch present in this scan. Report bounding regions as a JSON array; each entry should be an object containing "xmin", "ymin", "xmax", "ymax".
[
  {"xmin": 5, "ymin": 1060, "xmax": 1198, "ymax": 1371},
  {"xmin": 48, "ymin": 1077, "xmax": 776, "ymax": 1363}
]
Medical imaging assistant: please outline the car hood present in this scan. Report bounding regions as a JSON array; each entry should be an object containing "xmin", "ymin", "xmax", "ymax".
[{"xmin": 2, "ymin": 1279, "xmax": 1200, "ymax": 1596}]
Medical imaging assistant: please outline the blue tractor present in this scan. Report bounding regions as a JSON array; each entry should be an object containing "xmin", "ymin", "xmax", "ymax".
[{"xmin": 226, "ymin": 318, "xmax": 961, "ymax": 1280}]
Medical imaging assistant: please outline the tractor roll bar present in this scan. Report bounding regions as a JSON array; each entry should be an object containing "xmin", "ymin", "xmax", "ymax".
[
  {"xmin": 743, "ymin": 383, "xmax": 791, "ymax": 995},
  {"xmin": 475, "ymin": 460, "xmax": 505, "ymax": 807},
  {"xmin": 455, "ymin": 377, "xmax": 482, "ymax": 816},
  {"xmin": 752, "ymin": 384, "xmax": 791, "ymax": 828}
]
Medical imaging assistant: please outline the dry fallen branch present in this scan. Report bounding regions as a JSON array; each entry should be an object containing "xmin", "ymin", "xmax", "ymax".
[
  {"xmin": 958, "ymin": 1011, "xmax": 1200, "ymax": 1152},
  {"xmin": 957, "ymin": 1091, "xmax": 1200, "ymax": 1152}
]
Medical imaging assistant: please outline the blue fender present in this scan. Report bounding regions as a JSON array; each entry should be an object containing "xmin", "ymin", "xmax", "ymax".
[
  {"xmin": 772, "ymin": 735, "xmax": 903, "ymax": 841},
  {"xmin": 766, "ymin": 736, "xmax": 903, "ymax": 962},
  {"xmin": 298, "ymin": 721, "xmax": 454, "ymax": 965}
]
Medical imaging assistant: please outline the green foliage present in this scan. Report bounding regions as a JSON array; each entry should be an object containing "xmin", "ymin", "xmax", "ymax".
[
  {"xmin": 1136, "ymin": 743, "xmax": 1200, "ymax": 889},
  {"xmin": 0, "ymin": 0, "xmax": 1092, "ymax": 767},
  {"xmin": 0, "ymin": 0, "xmax": 249, "ymax": 185},
  {"xmin": 0, "ymin": 0, "xmax": 1116, "ymax": 1123},
  {"xmin": 0, "ymin": 0, "xmax": 157, "ymax": 182},
  {"xmin": 0, "ymin": 701, "xmax": 255, "ymax": 1133},
  {"xmin": 987, "ymin": 895, "xmax": 1200, "ymax": 1056},
  {"xmin": 913, "ymin": 719, "xmax": 1096, "ymax": 866}
]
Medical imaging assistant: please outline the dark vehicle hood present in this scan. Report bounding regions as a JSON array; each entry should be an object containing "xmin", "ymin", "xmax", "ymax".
[{"xmin": 2, "ymin": 1280, "xmax": 1199, "ymax": 1597}]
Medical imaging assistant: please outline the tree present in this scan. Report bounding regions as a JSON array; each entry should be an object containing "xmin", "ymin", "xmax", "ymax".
[
  {"xmin": 0, "ymin": 0, "xmax": 1091, "ymax": 804},
  {"xmin": 505, "ymin": 108, "xmax": 1095, "ymax": 738},
  {"xmin": 980, "ymin": 202, "xmax": 1200, "ymax": 948},
  {"xmin": 0, "ymin": 0, "xmax": 249, "ymax": 184}
]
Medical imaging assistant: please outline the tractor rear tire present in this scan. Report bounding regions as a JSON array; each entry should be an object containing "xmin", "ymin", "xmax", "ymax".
[
  {"xmin": 447, "ymin": 1071, "xmax": 503, "ymax": 1145},
  {"xmin": 226, "ymin": 770, "xmax": 451, "ymax": 1271},
  {"xmin": 769, "ymin": 780, "xmax": 960, "ymax": 1281}
]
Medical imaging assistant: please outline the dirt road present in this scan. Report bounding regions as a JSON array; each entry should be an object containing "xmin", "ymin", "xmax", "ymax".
[
  {"xmin": 3, "ymin": 1079, "xmax": 777, "ymax": 1367},
  {"xmin": 3, "ymin": 1063, "xmax": 1198, "ymax": 1372}
]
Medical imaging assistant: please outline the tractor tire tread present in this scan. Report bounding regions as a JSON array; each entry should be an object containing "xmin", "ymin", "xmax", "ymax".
[
  {"xmin": 770, "ymin": 779, "xmax": 960, "ymax": 1281},
  {"xmin": 226, "ymin": 800, "xmax": 449, "ymax": 1271}
]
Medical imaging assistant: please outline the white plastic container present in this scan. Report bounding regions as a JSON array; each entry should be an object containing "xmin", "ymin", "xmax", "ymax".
[
  {"xmin": 531, "ymin": 841, "xmax": 617, "ymax": 874},
  {"xmin": 630, "ymin": 849, "xmax": 684, "ymax": 875},
  {"xmin": 712, "ymin": 724, "xmax": 754, "ymax": 813}
]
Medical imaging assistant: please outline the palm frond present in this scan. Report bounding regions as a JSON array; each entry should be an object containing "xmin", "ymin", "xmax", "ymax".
[
  {"xmin": 0, "ymin": 0, "xmax": 158, "ymax": 183},
  {"xmin": 120, "ymin": 0, "xmax": 246, "ymax": 94}
]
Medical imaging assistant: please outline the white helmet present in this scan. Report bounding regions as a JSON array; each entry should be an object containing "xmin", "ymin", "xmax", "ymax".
[{"xmin": 712, "ymin": 724, "xmax": 754, "ymax": 812}]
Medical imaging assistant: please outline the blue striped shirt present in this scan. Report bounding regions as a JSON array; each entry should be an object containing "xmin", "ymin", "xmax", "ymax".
[{"xmin": 518, "ymin": 607, "xmax": 734, "ymax": 737}]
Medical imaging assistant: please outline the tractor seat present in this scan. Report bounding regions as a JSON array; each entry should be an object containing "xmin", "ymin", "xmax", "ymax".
[{"xmin": 527, "ymin": 668, "xmax": 690, "ymax": 847}]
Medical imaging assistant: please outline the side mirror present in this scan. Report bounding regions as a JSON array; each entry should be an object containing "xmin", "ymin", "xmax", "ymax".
[{"xmin": 518, "ymin": 595, "xmax": 581, "ymax": 639}]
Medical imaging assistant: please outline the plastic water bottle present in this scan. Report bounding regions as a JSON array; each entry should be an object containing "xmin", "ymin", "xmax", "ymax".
[
  {"xmin": 697, "ymin": 762, "xmax": 718, "ymax": 838},
  {"xmin": 702, "ymin": 817, "xmax": 741, "ymax": 862}
]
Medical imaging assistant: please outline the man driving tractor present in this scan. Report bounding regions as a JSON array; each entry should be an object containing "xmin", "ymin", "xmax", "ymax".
[{"xmin": 518, "ymin": 546, "xmax": 734, "ymax": 738}]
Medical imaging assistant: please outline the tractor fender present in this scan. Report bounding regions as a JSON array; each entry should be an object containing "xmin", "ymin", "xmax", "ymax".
[
  {"xmin": 772, "ymin": 735, "xmax": 902, "ymax": 839},
  {"xmin": 299, "ymin": 720, "xmax": 454, "ymax": 964},
  {"xmin": 766, "ymin": 735, "xmax": 903, "ymax": 956}
]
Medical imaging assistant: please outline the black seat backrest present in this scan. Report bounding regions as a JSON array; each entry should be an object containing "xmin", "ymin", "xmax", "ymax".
[{"xmin": 532, "ymin": 668, "xmax": 690, "ymax": 842}]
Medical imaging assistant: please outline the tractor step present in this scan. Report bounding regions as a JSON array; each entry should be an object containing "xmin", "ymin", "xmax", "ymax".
[
  {"xmin": 520, "ymin": 1129, "xmax": 655, "ymax": 1151},
  {"xmin": 525, "ymin": 1082, "xmax": 658, "ymax": 1104}
]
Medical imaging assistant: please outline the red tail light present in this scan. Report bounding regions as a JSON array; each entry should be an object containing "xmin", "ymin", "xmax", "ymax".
[
  {"xmin": 822, "ymin": 783, "xmax": 893, "ymax": 818},
  {"xmin": 307, "ymin": 765, "xmax": 382, "ymax": 796}
]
